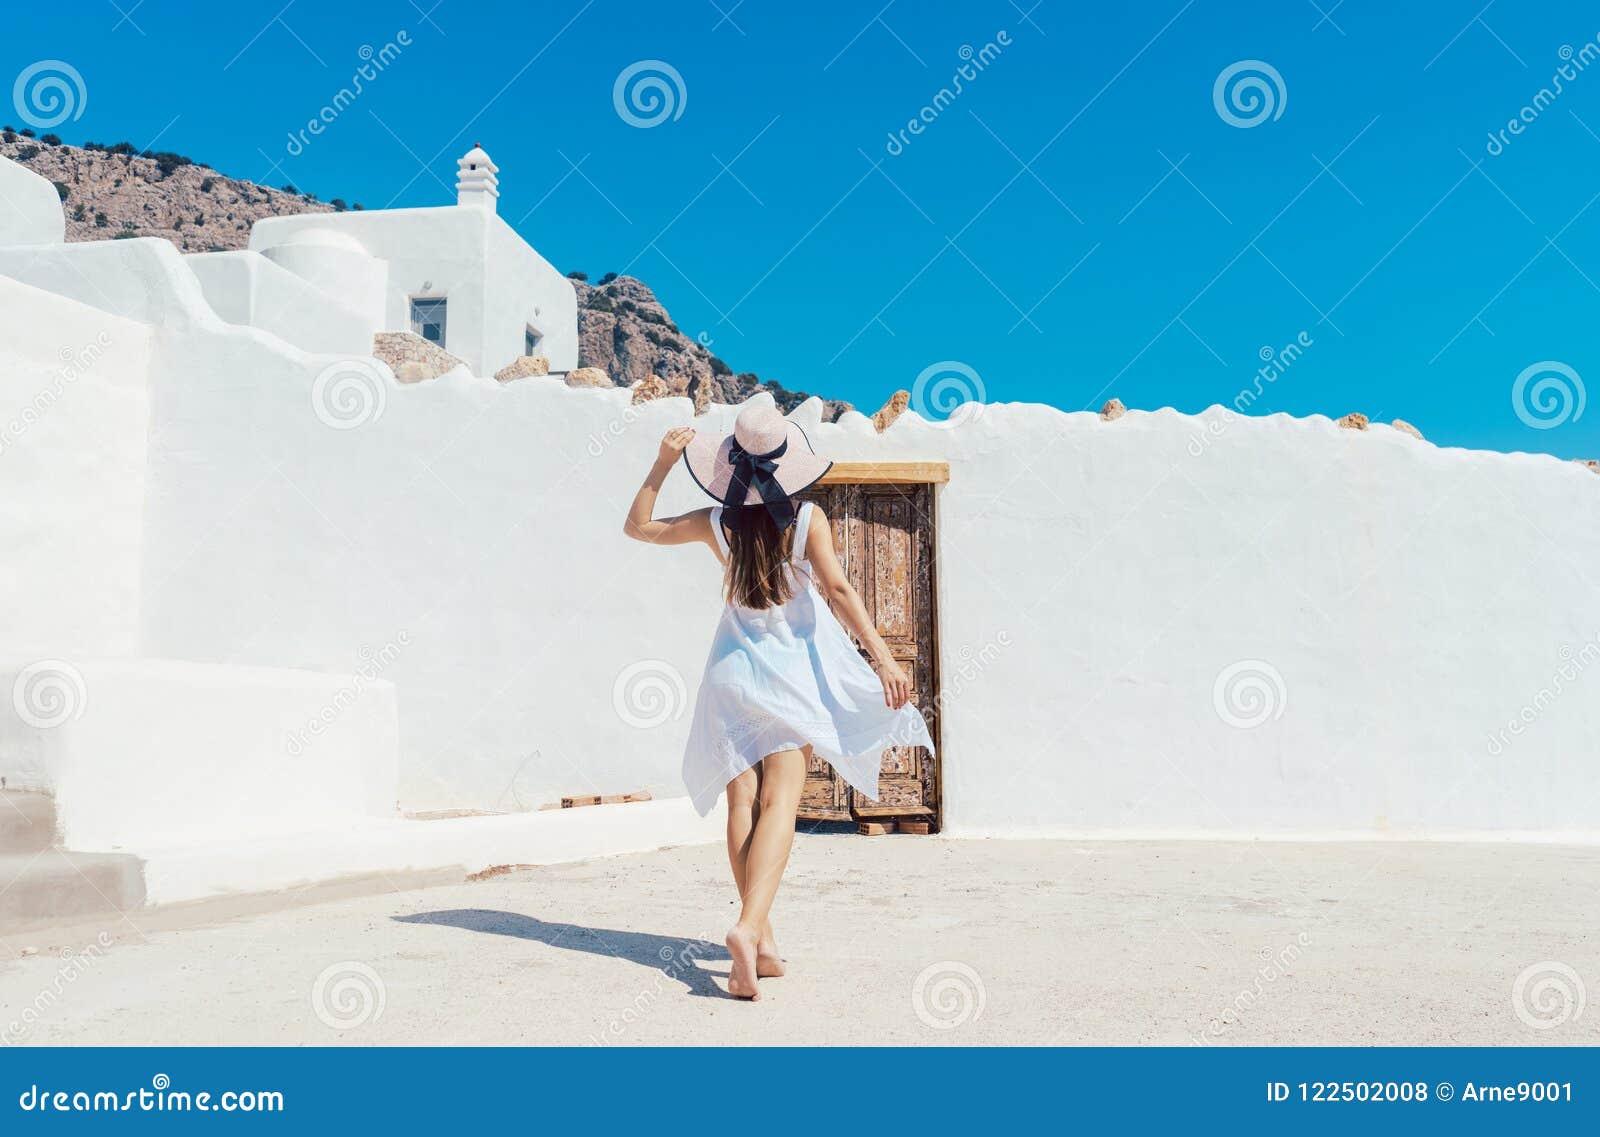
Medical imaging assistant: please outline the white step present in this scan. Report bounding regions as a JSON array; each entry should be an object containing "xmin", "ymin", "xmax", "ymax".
[{"xmin": 0, "ymin": 849, "xmax": 145, "ymax": 931}]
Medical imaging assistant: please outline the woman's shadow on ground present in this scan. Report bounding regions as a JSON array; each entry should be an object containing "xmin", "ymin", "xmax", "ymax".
[{"xmin": 393, "ymin": 910, "xmax": 730, "ymax": 998}]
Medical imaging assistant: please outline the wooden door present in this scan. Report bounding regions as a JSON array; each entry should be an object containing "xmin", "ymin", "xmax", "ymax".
[{"xmin": 795, "ymin": 480, "xmax": 942, "ymax": 831}]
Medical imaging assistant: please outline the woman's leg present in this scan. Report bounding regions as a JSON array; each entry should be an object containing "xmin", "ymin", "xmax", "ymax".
[
  {"xmin": 726, "ymin": 747, "xmax": 806, "ymax": 999},
  {"xmin": 725, "ymin": 766, "xmax": 758, "ymax": 897},
  {"xmin": 726, "ymin": 767, "xmax": 783, "ymax": 976}
]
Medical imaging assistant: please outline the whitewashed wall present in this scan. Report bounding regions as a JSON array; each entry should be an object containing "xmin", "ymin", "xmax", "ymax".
[
  {"xmin": 138, "ymin": 361, "xmax": 728, "ymax": 813},
  {"xmin": 0, "ymin": 278, "xmax": 152, "ymax": 658},
  {"xmin": 185, "ymin": 250, "xmax": 376, "ymax": 355},
  {"xmin": 848, "ymin": 404, "xmax": 1600, "ymax": 839},
  {"xmin": 1, "ymin": 154, "xmax": 1596, "ymax": 839},
  {"xmin": 138, "ymin": 352, "xmax": 1600, "ymax": 836},
  {"xmin": 0, "ymin": 155, "xmax": 63, "ymax": 246}
]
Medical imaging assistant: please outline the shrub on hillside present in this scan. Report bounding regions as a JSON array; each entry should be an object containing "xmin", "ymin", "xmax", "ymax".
[{"xmin": 145, "ymin": 151, "xmax": 192, "ymax": 179}]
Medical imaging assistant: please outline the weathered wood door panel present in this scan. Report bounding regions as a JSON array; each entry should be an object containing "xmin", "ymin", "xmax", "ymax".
[{"xmin": 795, "ymin": 481, "xmax": 941, "ymax": 831}]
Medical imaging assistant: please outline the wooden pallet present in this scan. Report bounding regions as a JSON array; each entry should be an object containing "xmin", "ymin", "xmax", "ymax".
[{"xmin": 855, "ymin": 818, "xmax": 934, "ymax": 836}]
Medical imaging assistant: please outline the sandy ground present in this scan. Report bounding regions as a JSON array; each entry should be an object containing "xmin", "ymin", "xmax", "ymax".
[{"xmin": 1, "ymin": 835, "xmax": 1596, "ymax": 1046}]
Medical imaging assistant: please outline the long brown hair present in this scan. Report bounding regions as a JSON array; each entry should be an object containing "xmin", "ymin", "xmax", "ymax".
[{"xmin": 723, "ymin": 504, "xmax": 797, "ymax": 609}]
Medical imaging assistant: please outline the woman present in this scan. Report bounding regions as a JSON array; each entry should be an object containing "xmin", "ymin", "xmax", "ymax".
[{"xmin": 623, "ymin": 404, "xmax": 935, "ymax": 1000}]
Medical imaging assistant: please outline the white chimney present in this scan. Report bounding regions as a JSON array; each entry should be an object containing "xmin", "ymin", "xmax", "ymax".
[{"xmin": 456, "ymin": 142, "xmax": 499, "ymax": 212}]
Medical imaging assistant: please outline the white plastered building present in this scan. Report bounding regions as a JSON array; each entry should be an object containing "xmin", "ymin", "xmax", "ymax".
[
  {"xmin": 0, "ymin": 142, "xmax": 575, "ymax": 374},
  {"xmin": 242, "ymin": 144, "xmax": 578, "ymax": 374}
]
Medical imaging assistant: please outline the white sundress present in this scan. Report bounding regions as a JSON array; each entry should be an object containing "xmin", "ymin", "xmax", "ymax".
[{"xmin": 681, "ymin": 501, "xmax": 936, "ymax": 816}]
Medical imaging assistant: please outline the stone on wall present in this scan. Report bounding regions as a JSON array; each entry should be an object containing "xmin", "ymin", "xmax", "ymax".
[
  {"xmin": 373, "ymin": 332, "xmax": 467, "ymax": 383},
  {"xmin": 1100, "ymin": 398, "xmax": 1126, "ymax": 421},
  {"xmin": 631, "ymin": 374, "xmax": 671, "ymax": 405},
  {"xmin": 566, "ymin": 366, "xmax": 613, "ymax": 388},
  {"xmin": 1337, "ymin": 413, "xmax": 1369, "ymax": 430},
  {"xmin": 688, "ymin": 374, "xmax": 712, "ymax": 415},
  {"xmin": 872, "ymin": 390, "xmax": 910, "ymax": 432},
  {"xmin": 495, "ymin": 354, "xmax": 551, "ymax": 383},
  {"xmin": 1392, "ymin": 418, "xmax": 1423, "ymax": 440}
]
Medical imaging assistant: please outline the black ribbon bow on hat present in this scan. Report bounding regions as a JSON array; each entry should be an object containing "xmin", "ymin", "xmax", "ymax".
[{"xmin": 723, "ymin": 436, "xmax": 796, "ymax": 532}]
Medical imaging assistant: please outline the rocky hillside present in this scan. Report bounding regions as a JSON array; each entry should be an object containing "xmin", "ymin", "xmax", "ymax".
[
  {"xmin": 4, "ymin": 130, "xmax": 850, "ymax": 418},
  {"xmin": 571, "ymin": 273, "xmax": 850, "ymax": 419},
  {"xmin": 1, "ymin": 129, "xmax": 337, "ymax": 251}
]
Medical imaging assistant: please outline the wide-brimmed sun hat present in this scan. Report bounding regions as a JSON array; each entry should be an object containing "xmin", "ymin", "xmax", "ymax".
[{"xmin": 682, "ymin": 404, "xmax": 833, "ymax": 531}]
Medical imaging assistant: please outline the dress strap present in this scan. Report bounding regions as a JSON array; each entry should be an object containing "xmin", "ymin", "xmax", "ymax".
[
  {"xmin": 709, "ymin": 506, "xmax": 731, "ymax": 561},
  {"xmin": 790, "ymin": 501, "xmax": 814, "ymax": 565}
]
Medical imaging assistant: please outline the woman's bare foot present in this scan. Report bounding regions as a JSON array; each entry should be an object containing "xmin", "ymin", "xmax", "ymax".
[
  {"xmin": 756, "ymin": 930, "xmax": 786, "ymax": 978},
  {"xmin": 725, "ymin": 926, "xmax": 761, "ymax": 1000}
]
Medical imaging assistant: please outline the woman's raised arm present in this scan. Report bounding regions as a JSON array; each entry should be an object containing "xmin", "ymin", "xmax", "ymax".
[{"xmin": 622, "ymin": 427, "xmax": 715, "ymax": 549}]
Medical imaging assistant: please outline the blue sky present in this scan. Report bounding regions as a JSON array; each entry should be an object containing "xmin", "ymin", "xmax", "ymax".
[{"xmin": 9, "ymin": 0, "xmax": 1600, "ymax": 458}]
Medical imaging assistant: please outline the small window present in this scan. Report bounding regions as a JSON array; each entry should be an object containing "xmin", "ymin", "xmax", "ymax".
[
  {"xmin": 410, "ymin": 297, "xmax": 447, "ymax": 345},
  {"xmin": 524, "ymin": 325, "xmax": 542, "ymax": 356}
]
